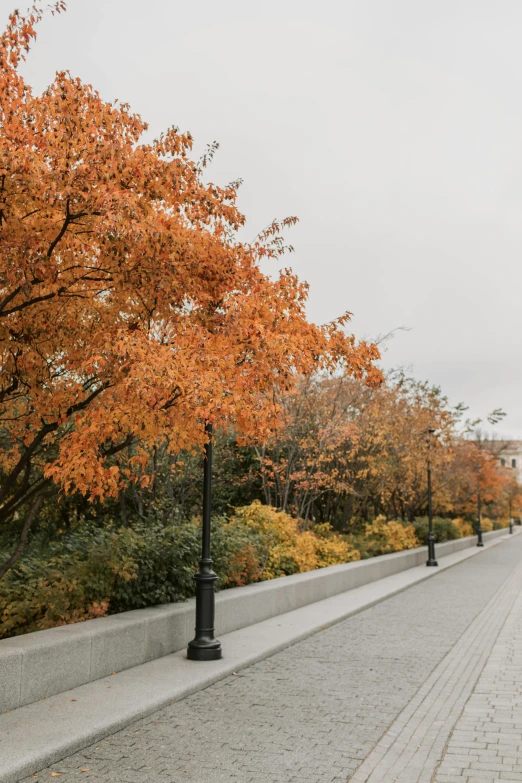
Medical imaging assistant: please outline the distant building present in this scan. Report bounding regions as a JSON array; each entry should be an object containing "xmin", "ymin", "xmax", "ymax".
[{"xmin": 488, "ymin": 440, "xmax": 522, "ymax": 484}]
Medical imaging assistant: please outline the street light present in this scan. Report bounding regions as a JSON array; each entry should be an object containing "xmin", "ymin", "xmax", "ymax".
[
  {"xmin": 476, "ymin": 462, "xmax": 484, "ymax": 547},
  {"xmin": 426, "ymin": 428, "xmax": 438, "ymax": 567},
  {"xmin": 187, "ymin": 421, "xmax": 222, "ymax": 661},
  {"xmin": 509, "ymin": 496, "xmax": 513, "ymax": 535}
]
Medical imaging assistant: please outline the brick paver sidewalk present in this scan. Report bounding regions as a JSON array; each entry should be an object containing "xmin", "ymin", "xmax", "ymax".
[
  {"xmin": 350, "ymin": 539, "xmax": 522, "ymax": 782},
  {"xmin": 434, "ymin": 560, "xmax": 522, "ymax": 782},
  {"xmin": 23, "ymin": 536, "xmax": 522, "ymax": 783}
]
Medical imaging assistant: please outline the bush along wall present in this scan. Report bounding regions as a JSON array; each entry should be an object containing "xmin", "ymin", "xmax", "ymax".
[
  {"xmin": 0, "ymin": 503, "xmax": 507, "ymax": 639},
  {"xmin": 0, "ymin": 502, "xmax": 356, "ymax": 639}
]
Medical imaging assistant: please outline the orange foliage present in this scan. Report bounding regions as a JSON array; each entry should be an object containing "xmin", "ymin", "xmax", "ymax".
[
  {"xmin": 252, "ymin": 372, "xmax": 520, "ymax": 529},
  {"xmin": 447, "ymin": 440, "xmax": 510, "ymax": 519},
  {"xmin": 256, "ymin": 372, "xmax": 456, "ymax": 524},
  {"xmin": 0, "ymin": 6, "xmax": 381, "ymax": 566}
]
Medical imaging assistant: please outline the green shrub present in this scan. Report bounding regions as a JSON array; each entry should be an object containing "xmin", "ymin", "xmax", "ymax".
[
  {"xmin": 0, "ymin": 526, "xmax": 137, "ymax": 639},
  {"xmin": 110, "ymin": 516, "xmax": 271, "ymax": 612},
  {"xmin": 412, "ymin": 517, "xmax": 461, "ymax": 543},
  {"xmin": 108, "ymin": 523, "xmax": 199, "ymax": 613},
  {"xmin": 0, "ymin": 517, "xmax": 269, "ymax": 638}
]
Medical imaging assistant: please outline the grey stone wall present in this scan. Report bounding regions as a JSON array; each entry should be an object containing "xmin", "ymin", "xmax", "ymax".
[{"xmin": 0, "ymin": 529, "xmax": 505, "ymax": 713}]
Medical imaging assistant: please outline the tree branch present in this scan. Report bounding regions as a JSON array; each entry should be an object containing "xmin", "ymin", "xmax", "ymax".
[
  {"xmin": 1, "ymin": 286, "xmax": 67, "ymax": 318},
  {"xmin": 101, "ymin": 434, "xmax": 135, "ymax": 458},
  {"xmin": 0, "ymin": 382, "xmax": 109, "ymax": 507}
]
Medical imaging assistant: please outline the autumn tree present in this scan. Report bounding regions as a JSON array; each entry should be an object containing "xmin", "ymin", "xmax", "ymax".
[
  {"xmin": 254, "ymin": 371, "xmax": 456, "ymax": 526},
  {"xmin": 0, "ymin": 6, "xmax": 381, "ymax": 577},
  {"xmin": 446, "ymin": 438, "xmax": 510, "ymax": 522},
  {"xmin": 254, "ymin": 373, "xmax": 362, "ymax": 520}
]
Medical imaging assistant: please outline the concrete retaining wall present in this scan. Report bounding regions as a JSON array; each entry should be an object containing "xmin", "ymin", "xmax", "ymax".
[{"xmin": 0, "ymin": 529, "xmax": 507, "ymax": 713}]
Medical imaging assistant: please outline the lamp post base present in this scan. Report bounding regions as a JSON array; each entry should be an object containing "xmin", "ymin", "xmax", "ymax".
[
  {"xmin": 187, "ymin": 560, "xmax": 222, "ymax": 662},
  {"xmin": 426, "ymin": 535, "xmax": 438, "ymax": 567},
  {"xmin": 187, "ymin": 643, "xmax": 222, "ymax": 661}
]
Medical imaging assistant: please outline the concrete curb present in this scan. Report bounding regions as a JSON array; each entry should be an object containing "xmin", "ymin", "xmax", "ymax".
[
  {"xmin": 0, "ymin": 529, "xmax": 507, "ymax": 714},
  {"xmin": 0, "ymin": 530, "xmax": 517, "ymax": 783}
]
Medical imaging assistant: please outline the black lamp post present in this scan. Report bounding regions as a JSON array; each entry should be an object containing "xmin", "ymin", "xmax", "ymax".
[
  {"xmin": 509, "ymin": 497, "xmax": 513, "ymax": 535},
  {"xmin": 476, "ymin": 466, "xmax": 484, "ymax": 547},
  {"xmin": 426, "ymin": 428, "xmax": 438, "ymax": 567},
  {"xmin": 187, "ymin": 421, "xmax": 222, "ymax": 661}
]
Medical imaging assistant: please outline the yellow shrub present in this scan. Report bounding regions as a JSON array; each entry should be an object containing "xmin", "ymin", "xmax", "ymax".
[
  {"xmin": 481, "ymin": 517, "xmax": 493, "ymax": 532},
  {"xmin": 313, "ymin": 523, "xmax": 360, "ymax": 568},
  {"xmin": 452, "ymin": 518, "xmax": 474, "ymax": 537},
  {"xmin": 363, "ymin": 516, "xmax": 420, "ymax": 555},
  {"xmin": 232, "ymin": 502, "xmax": 359, "ymax": 579}
]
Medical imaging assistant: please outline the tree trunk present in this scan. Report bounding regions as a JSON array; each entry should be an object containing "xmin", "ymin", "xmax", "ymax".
[{"xmin": 0, "ymin": 490, "xmax": 52, "ymax": 580}]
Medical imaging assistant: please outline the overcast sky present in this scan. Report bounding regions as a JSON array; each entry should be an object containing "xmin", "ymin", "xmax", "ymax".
[{"xmin": 3, "ymin": 0, "xmax": 522, "ymax": 436}]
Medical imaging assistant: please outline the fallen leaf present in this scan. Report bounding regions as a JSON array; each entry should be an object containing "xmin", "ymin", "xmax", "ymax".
[
  {"xmin": 71, "ymin": 699, "xmax": 77, "ymax": 702},
  {"xmin": 79, "ymin": 768, "xmax": 91, "ymax": 773},
  {"xmin": 50, "ymin": 773, "xmax": 62, "ymax": 778}
]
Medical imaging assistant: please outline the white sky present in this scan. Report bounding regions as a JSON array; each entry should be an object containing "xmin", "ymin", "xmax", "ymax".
[{"xmin": 3, "ymin": 0, "xmax": 522, "ymax": 436}]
